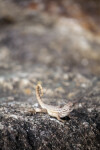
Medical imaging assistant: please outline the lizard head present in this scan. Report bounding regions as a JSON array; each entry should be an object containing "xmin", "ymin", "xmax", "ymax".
[
  {"xmin": 63, "ymin": 102, "xmax": 74, "ymax": 112},
  {"xmin": 67, "ymin": 102, "xmax": 74, "ymax": 112}
]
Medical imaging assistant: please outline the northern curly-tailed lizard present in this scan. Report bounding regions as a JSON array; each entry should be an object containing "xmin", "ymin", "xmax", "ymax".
[{"xmin": 33, "ymin": 83, "xmax": 73, "ymax": 122}]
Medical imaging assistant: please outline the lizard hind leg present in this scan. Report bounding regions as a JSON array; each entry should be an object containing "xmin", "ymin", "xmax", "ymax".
[
  {"xmin": 34, "ymin": 108, "xmax": 47, "ymax": 113},
  {"xmin": 27, "ymin": 108, "xmax": 47, "ymax": 115}
]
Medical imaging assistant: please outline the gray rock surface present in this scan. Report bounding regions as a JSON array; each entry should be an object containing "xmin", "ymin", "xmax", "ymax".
[{"xmin": 0, "ymin": 0, "xmax": 100, "ymax": 150}]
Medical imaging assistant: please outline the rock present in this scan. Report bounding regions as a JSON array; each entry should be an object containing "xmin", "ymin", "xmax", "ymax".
[{"xmin": 0, "ymin": 0, "xmax": 100, "ymax": 150}]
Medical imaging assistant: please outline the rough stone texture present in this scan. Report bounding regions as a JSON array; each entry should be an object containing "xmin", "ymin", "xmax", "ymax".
[{"xmin": 0, "ymin": 0, "xmax": 100, "ymax": 150}]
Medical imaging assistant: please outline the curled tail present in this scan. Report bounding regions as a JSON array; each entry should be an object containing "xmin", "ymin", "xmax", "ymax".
[{"xmin": 36, "ymin": 83, "xmax": 44, "ymax": 107}]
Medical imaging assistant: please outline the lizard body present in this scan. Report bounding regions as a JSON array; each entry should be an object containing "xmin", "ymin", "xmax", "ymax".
[{"xmin": 35, "ymin": 83, "xmax": 73, "ymax": 121}]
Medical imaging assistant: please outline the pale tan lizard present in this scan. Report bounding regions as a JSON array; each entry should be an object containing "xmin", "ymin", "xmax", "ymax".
[{"xmin": 34, "ymin": 83, "xmax": 73, "ymax": 122}]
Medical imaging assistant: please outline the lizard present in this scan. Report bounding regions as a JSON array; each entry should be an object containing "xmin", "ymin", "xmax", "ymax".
[{"xmin": 34, "ymin": 83, "xmax": 74, "ymax": 122}]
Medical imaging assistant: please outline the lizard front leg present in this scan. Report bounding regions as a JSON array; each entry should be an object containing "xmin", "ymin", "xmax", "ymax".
[
  {"xmin": 47, "ymin": 110, "xmax": 65, "ymax": 122},
  {"xmin": 56, "ymin": 115, "xmax": 65, "ymax": 122}
]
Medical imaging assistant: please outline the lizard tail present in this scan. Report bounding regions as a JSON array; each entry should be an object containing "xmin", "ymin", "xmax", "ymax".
[
  {"xmin": 36, "ymin": 83, "xmax": 43, "ymax": 97},
  {"xmin": 36, "ymin": 83, "xmax": 44, "ymax": 107}
]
